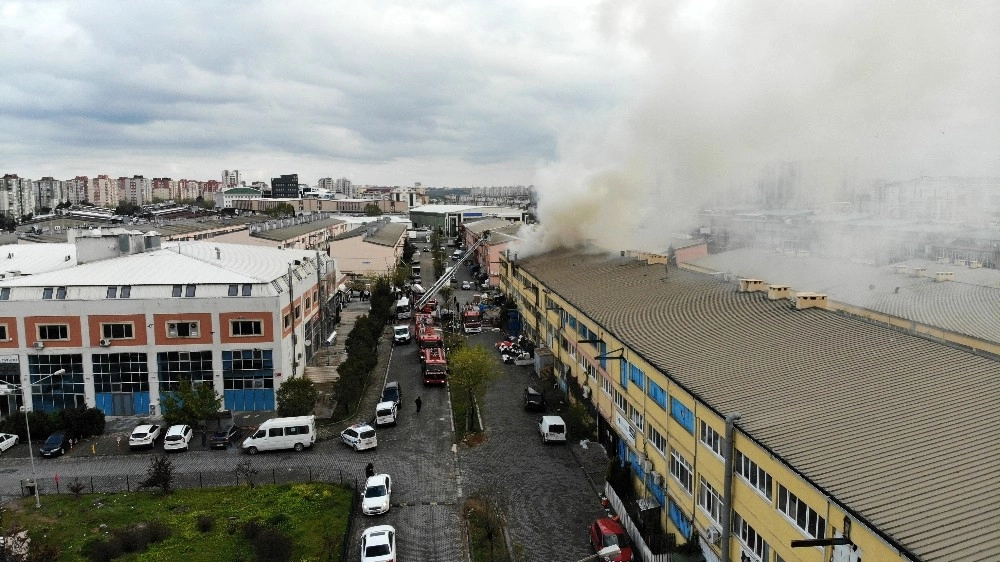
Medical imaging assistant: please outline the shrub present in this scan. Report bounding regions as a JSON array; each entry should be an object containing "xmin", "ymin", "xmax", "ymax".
[
  {"xmin": 196, "ymin": 515, "xmax": 215, "ymax": 533},
  {"xmin": 68, "ymin": 478, "xmax": 86, "ymax": 497},
  {"xmin": 242, "ymin": 518, "xmax": 266, "ymax": 541},
  {"xmin": 252, "ymin": 527, "xmax": 294, "ymax": 562},
  {"xmin": 82, "ymin": 538, "xmax": 121, "ymax": 562},
  {"xmin": 146, "ymin": 520, "xmax": 171, "ymax": 543},
  {"xmin": 138, "ymin": 455, "xmax": 175, "ymax": 494}
]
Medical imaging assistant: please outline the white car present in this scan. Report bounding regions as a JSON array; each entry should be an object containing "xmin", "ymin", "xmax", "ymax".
[
  {"xmin": 0, "ymin": 433, "xmax": 19, "ymax": 454},
  {"xmin": 361, "ymin": 474, "xmax": 393, "ymax": 515},
  {"xmin": 361, "ymin": 525, "xmax": 396, "ymax": 562},
  {"xmin": 461, "ymin": 281, "xmax": 471, "ymax": 290},
  {"xmin": 163, "ymin": 424, "xmax": 194, "ymax": 452},
  {"xmin": 128, "ymin": 424, "xmax": 162, "ymax": 449},
  {"xmin": 340, "ymin": 423, "xmax": 378, "ymax": 451}
]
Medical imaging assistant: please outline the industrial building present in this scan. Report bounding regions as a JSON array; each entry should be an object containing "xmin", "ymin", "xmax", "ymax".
[{"xmin": 500, "ymin": 248, "xmax": 997, "ymax": 562}]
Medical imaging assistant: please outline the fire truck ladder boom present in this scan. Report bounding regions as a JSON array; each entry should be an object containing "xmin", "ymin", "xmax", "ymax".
[{"xmin": 415, "ymin": 235, "xmax": 488, "ymax": 310}]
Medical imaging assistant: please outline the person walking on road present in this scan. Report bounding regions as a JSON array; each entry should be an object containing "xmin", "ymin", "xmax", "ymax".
[
  {"xmin": 415, "ymin": 396, "xmax": 422, "ymax": 413},
  {"xmin": 365, "ymin": 462, "xmax": 375, "ymax": 479}
]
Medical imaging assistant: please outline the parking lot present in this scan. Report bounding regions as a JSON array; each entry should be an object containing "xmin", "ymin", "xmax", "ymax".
[{"xmin": 0, "ymin": 243, "xmax": 613, "ymax": 561}]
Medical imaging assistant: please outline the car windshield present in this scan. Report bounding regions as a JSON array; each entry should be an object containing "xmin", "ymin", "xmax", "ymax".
[
  {"xmin": 603, "ymin": 532, "xmax": 630, "ymax": 546},
  {"xmin": 44, "ymin": 435, "xmax": 62, "ymax": 445},
  {"xmin": 365, "ymin": 485, "xmax": 387, "ymax": 498},
  {"xmin": 213, "ymin": 429, "xmax": 231, "ymax": 438},
  {"xmin": 365, "ymin": 544, "xmax": 391, "ymax": 557}
]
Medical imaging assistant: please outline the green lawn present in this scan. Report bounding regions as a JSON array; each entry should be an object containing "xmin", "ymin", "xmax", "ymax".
[{"xmin": 9, "ymin": 483, "xmax": 354, "ymax": 562}]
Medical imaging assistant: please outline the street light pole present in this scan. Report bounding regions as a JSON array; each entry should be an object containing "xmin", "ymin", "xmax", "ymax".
[{"xmin": 13, "ymin": 368, "xmax": 67, "ymax": 509}]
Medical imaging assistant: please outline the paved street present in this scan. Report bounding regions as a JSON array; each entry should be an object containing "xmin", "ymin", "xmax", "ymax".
[{"xmin": 0, "ymin": 244, "xmax": 614, "ymax": 562}]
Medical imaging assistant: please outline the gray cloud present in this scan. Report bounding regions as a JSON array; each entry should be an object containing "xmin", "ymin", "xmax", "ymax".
[{"xmin": 0, "ymin": 0, "xmax": 632, "ymax": 185}]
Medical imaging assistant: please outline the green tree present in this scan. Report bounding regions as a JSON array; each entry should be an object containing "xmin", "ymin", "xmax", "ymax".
[
  {"xmin": 264, "ymin": 203, "xmax": 296, "ymax": 218},
  {"xmin": 114, "ymin": 201, "xmax": 141, "ymax": 216},
  {"xmin": 449, "ymin": 345, "xmax": 501, "ymax": 432},
  {"xmin": 276, "ymin": 376, "xmax": 318, "ymax": 417},
  {"xmin": 363, "ymin": 203, "xmax": 382, "ymax": 216},
  {"xmin": 402, "ymin": 237, "xmax": 416, "ymax": 265},
  {"xmin": 160, "ymin": 379, "xmax": 223, "ymax": 428}
]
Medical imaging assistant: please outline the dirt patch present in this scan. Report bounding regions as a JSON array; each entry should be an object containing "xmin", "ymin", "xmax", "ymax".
[{"xmin": 461, "ymin": 432, "xmax": 488, "ymax": 447}]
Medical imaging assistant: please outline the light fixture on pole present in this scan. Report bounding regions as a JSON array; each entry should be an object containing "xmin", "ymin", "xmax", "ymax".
[{"xmin": 5, "ymin": 368, "xmax": 67, "ymax": 509}]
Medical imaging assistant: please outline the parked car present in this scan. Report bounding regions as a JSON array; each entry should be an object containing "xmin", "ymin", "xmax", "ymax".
[
  {"xmin": 461, "ymin": 281, "xmax": 471, "ymax": 290},
  {"xmin": 361, "ymin": 525, "xmax": 396, "ymax": 562},
  {"xmin": 341, "ymin": 423, "xmax": 378, "ymax": 451},
  {"xmin": 163, "ymin": 424, "xmax": 194, "ymax": 452},
  {"xmin": 393, "ymin": 325, "xmax": 411, "ymax": 345},
  {"xmin": 380, "ymin": 381, "xmax": 401, "ymax": 406},
  {"xmin": 39, "ymin": 430, "xmax": 73, "ymax": 457},
  {"xmin": 210, "ymin": 424, "xmax": 244, "ymax": 449},
  {"xmin": 523, "ymin": 387, "xmax": 547, "ymax": 412},
  {"xmin": 128, "ymin": 424, "xmax": 161, "ymax": 450},
  {"xmin": 375, "ymin": 401, "xmax": 399, "ymax": 427},
  {"xmin": 361, "ymin": 474, "xmax": 393, "ymax": 515},
  {"xmin": 538, "ymin": 415, "xmax": 567, "ymax": 443},
  {"xmin": 588, "ymin": 516, "xmax": 634, "ymax": 562},
  {"xmin": 0, "ymin": 433, "xmax": 19, "ymax": 454}
]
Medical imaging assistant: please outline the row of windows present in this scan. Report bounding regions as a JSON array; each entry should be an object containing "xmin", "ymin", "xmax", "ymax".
[
  {"xmin": 2, "ymin": 283, "xmax": 293, "ymax": 300},
  {"xmin": 778, "ymin": 484, "xmax": 827, "ymax": 540},
  {"xmin": 20, "ymin": 320, "xmax": 267, "ymax": 342}
]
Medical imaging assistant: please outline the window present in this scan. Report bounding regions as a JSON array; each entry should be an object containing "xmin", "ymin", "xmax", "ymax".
[
  {"xmin": 700, "ymin": 420, "xmax": 724, "ymax": 457},
  {"xmin": 106, "ymin": 286, "xmax": 118, "ymax": 299},
  {"xmin": 242, "ymin": 284, "xmax": 252, "ymax": 296},
  {"xmin": 669, "ymin": 449, "xmax": 693, "ymax": 494},
  {"xmin": 283, "ymin": 314, "xmax": 291, "ymax": 328},
  {"xmin": 101, "ymin": 323, "xmax": 134, "ymax": 339},
  {"xmin": 628, "ymin": 403, "xmax": 644, "ymax": 432},
  {"xmin": 647, "ymin": 380, "xmax": 667, "ymax": 409},
  {"xmin": 613, "ymin": 386, "xmax": 628, "ymax": 413},
  {"xmin": 185, "ymin": 285, "xmax": 196, "ymax": 297},
  {"xmin": 56, "ymin": 286, "xmax": 66, "ymax": 299},
  {"xmin": 120, "ymin": 285, "xmax": 131, "ymax": 298},
  {"xmin": 38, "ymin": 324, "xmax": 69, "ymax": 340},
  {"xmin": 648, "ymin": 425, "xmax": 666, "ymax": 455},
  {"xmin": 228, "ymin": 284, "xmax": 239, "ymax": 297},
  {"xmin": 777, "ymin": 485, "xmax": 826, "ymax": 539},
  {"xmin": 628, "ymin": 361, "xmax": 644, "ymax": 387},
  {"xmin": 670, "ymin": 396, "xmax": 695, "ymax": 434},
  {"xmin": 733, "ymin": 512, "xmax": 771, "ymax": 561},
  {"xmin": 305, "ymin": 296, "xmax": 311, "ymax": 310},
  {"xmin": 167, "ymin": 322, "xmax": 200, "ymax": 338},
  {"xmin": 294, "ymin": 305, "xmax": 301, "ymax": 319},
  {"xmin": 0, "ymin": 288, "xmax": 9, "ymax": 300},
  {"xmin": 42, "ymin": 287, "xmax": 53, "ymax": 299},
  {"xmin": 172, "ymin": 285, "xmax": 182, "ymax": 297},
  {"xmin": 735, "ymin": 450, "xmax": 773, "ymax": 500},
  {"xmin": 231, "ymin": 320, "xmax": 263, "ymax": 336},
  {"xmin": 698, "ymin": 477, "xmax": 723, "ymax": 523},
  {"xmin": 0, "ymin": 325, "xmax": 7, "ymax": 340},
  {"xmin": 602, "ymin": 375, "xmax": 614, "ymax": 397}
]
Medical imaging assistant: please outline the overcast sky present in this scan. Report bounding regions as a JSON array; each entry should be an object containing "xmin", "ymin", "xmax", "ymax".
[
  {"xmin": 0, "ymin": 1, "xmax": 641, "ymax": 187},
  {"xmin": 2, "ymin": 1, "xmax": 997, "ymax": 195}
]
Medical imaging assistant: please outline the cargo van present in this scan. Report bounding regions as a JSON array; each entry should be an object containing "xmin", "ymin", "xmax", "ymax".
[
  {"xmin": 241, "ymin": 415, "xmax": 316, "ymax": 454},
  {"xmin": 538, "ymin": 415, "xmax": 567, "ymax": 443},
  {"xmin": 375, "ymin": 400, "xmax": 399, "ymax": 426}
]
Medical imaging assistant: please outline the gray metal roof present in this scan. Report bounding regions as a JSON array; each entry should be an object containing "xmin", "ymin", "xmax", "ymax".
[
  {"xmin": 0, "ymin": 242, "xmax": 320, "ymax": 286},
  {"xmin": 688, "ymin": 248, "xmax": 1000, "ymax": 345},
  {"xmin": 366, "ymin": 223, "xmax": 407, "ymax": 247},
  {"xmin": 0, "ymin": 243, "xmax": 78, "ymax": 276},
  {"xmin": 252, "ymin": 217, "xmax": 347, "ymax": 241},
  {"xmin": 517, "ymin": 249, "xmax": 1000, "ymax": 562},
  {"xmin": 463, "ymin": 218, "xmax": 513, "ymax": 234}
]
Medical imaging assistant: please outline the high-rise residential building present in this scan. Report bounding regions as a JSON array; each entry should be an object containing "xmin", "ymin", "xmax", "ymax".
[
  {"xmin": 34, "ymin": 177, "xmax": 66, "ymax": 211},
  {"xmin": 118, "ymin": 175, "xmax": 152, "ymax": 206},
  {"xmin": 1, "ymin": 174, "xmax": 33, "ymax": 219},
  {"xmin": 270, "ymin": 174, "xmax": 299, "ymax": 199},
  {"xmin": 335, "ymin": 177, "xmax": 351, "ymax": 195},
  {"xmin": 90, "ymin": 175, "xmax": 118, "ymax": 208},
  {"xmin": 66, "ymin": 176, "xmax": 89, "ymax": 205},
  {"xmin": 151, "ymin": 177, "xmax": 176, "ymax": 201},
  {"xmin": 318, "ymin": 177, "xmax": 334, "ymax": 191},
  {"xmin": 222, "ymin": 169, "xmax": 241, "ymax": 189}
]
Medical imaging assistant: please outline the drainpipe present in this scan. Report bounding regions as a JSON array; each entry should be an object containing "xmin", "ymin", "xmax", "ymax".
[
  {"xmin": 720, "ymin": 412, "xmax": 741, "ymax": 562},
  {"xmin": 289, "ymin": 264, "xmax": 297, "ymax": 375}
]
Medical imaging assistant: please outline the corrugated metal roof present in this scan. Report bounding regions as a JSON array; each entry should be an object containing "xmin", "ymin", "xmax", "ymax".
[
  {"xmin": 252, "ymin": 217, "xmax": 347, "ymax": 241},
  {"xmin": 464, "ymin": 218, "xmax": 512, "ymax": 234},
  {"xmin": 366, "ymin": 223, "xmax": 407, "ymax": 247},
  {"xmin": 0, "ymin": 242, "xmax": 320, "ymax": 286},
  {"xmin": 0, "ymin": 243, "xmax": 78, "ymax": 275},
  {"xmin": 518, "ymin": 250, "xmax": 1000, "ymax": 562},
  {"xmin": 688, "ymin": 249, "xmax": 1000, "ymax": 345}
]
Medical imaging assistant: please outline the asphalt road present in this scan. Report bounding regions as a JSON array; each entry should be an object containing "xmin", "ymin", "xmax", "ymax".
[{"xmin": 0, "ymin": 246, "xmax": 612, "ymax": 562}]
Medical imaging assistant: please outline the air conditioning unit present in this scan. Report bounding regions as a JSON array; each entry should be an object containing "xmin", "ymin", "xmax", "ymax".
[
  {"xmin": 32, "ymin": 341, "xmax": 44, "ymax": 350},
  {"xmin": 705, "ymin": 527, "xmax": 722, "ymax": 545},
  {"xmin": 99, "ymin": 338, "xmax": 112, "ymax": 347},
  {"xmin": 189, "ymin": 323, "xmax": 199, "ymax": 337}
]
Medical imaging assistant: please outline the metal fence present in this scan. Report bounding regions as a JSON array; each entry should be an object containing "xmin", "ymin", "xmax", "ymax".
[{"xmin": 12, "ymin": 465, "xmax": 362, "ymax": 500}]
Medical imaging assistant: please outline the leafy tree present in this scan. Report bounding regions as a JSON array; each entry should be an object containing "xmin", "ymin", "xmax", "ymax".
[
  {"xmin": 402, "ymin": 237, "xmax": 416, "ymax": 265},
  {"xmin": 276, "ymin": 376, "xmax": 318, "ymax": 417},
  {"xmin": 363, "ymin": 203, "xmax": 382, "ymax": 216},
  {"xmin": 160, "ymin": 379, "xmax": 223, "ymax": 428},
  {"xmin": 114, "ymin": 201, "xmax": 140, "ymax": 216},
  {"xmin": 264, "ymin": 203, "xmax": 296, "ymax": 218},
  {"xmin": 449, "ymin": 345, "xmax": 501, "ymax": 431}
]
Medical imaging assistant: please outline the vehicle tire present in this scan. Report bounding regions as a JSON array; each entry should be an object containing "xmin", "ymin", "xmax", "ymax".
[
  {"xmin": 247, "ymin": 446, "xmax": 258, "ymax": 455},
  {"xmin": 294, "ymin": 443, "xmax": 304, "ymax": 452}
]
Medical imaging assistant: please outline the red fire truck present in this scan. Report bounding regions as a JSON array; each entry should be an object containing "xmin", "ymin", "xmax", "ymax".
[
  {"xmin": 461, "ymin": 307, "xmax": 482, "ymax": 334},
  {"xmin": 415, "ymin": 313, "xmax": 443, "ymax": 349},
  {"xmin": 421, "ymin": 346, "xmax": 448, "ymax": 385}
]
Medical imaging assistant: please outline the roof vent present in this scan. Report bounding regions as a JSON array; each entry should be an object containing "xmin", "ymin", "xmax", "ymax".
[
  {"xmin": 794, "ymin": 292, "xmax": 828, "ymax": 310},
  {"xmin": 935, "ymin": 271, "xmax": 954, "ymax": 283},
  {"xmin": 767, "ymin": 284, "xmax": 791, "ymax": 300},
  {"xmin": 738, "ymin": 278, "xmax": 766, "ymax": 293},
  {"xmin": 215, "ymin": 247, "xmax": 221, "ymax": 260}
]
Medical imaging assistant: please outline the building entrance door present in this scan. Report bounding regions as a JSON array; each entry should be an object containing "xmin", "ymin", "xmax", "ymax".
[{"xmin": 112, "ymin": 393, "xmax": 135, "ymax": 416}]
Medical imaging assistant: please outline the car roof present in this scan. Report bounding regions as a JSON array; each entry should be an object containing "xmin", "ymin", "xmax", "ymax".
[
  {"xmin": 376, "ymin": 400, "xmax": 396, "ymax": 409},
  {"xmin": 132, "ymin": 424, "xmax": 156, "ymax": 432},
  {"xmin": 384, "ymin": 381, "xmax": 399, "ymax": 388},
  {"xmin": 541, "ymin": 415, "xmax": 565, "ymax": 423},
  {"xmin": 525, "ymin": 386, "xmax": 542, "ymax": 395},
  {"xmin": 363, "ymin": 524, "xmax": 395, "ymax": 539},
  {"xmin": 594, "ymin": 517, "xmax": 627, "ymax": 534},
  {"xmin": 165, "ymin": 425, "xmax": 189, "ymax": 433},
  {"xmin": 366, "ymin": 474, "xmax": 390, "ymax": 486},
  {"xmin": 348, "ymin": 422, "xmax": 374, "ymax": 430}
]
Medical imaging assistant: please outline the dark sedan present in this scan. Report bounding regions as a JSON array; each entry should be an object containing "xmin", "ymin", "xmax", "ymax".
[
  {"xmin": 39, "ymin": 430, "xmax": 73, "ymax": 457},
  {"xmin": 209, "ymin": 424, "xmax": 243, "ymax": 449}
]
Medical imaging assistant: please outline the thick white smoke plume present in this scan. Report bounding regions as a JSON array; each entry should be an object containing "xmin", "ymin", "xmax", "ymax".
[{"xmin": 519, "ymin": 0, "xmax": 1000, "ymax": 256}]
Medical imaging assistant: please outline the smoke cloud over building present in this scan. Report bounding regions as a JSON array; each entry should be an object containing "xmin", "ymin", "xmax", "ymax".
[{"xmin": 520, "ymin": 0, "xmax": 1000, "ymax": 256}]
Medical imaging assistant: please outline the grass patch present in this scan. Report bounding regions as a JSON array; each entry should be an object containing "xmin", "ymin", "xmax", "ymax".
[
  {"xmin": 10, "ymin": 482, "xmax": 353, "ymax": 562},
  {"xmin": 464, "ymin": 497, "xmax": 512, "ymax": 562}
]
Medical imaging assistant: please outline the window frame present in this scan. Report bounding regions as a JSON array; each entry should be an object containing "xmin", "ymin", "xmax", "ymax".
[
  {"xmin": 231, "ymin": 320, "xmax": 263, "ymax": 337},
  {"xmin": 37, "ymin": 324, "xmax": 69, "ymax": 341},
  {"xmin": 101, "ymin": 322, "xmax": 135, "ymax": 340}
]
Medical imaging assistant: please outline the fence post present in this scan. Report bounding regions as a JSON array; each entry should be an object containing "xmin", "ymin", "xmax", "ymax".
[
  {"xmin": 91, "ymin": 476, "xmax": 94, "ymax": 494},
  {"xmin": 272, "ymin": 469, "xmax": 276, "ymax": 485},
  {"xmin": 126, "ymin": 475, "xmax": 130, "ymax": 492},
  {"xmin": 199, "ymin": 473, "xmax": 203, "ymax": 488}
]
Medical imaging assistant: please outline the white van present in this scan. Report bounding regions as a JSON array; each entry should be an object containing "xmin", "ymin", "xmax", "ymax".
[
  {"xmin": 241, "ymin": 415, "xmax": 316, "ymax": 455},
  {"xmin": 538, "ymin": 415, "xmax": 567, "ymax": 443},
  {"xmin": 375, "ymin": 401, "xmax": 399, "ymax": 426}
]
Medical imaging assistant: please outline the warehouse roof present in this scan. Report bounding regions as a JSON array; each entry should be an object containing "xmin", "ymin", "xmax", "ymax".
[
  {"xmin": 687, "ymin": 248, "xmax": 1000, "ymax": 345},
  {"xmin": 517, "ymin": 249, "xmax": 999, "ymax": 562},
  {"xmin": 0, "ymin": 243, "xmax": 77, "ymax": 276},
  {"xmin": 252, "ymin": 217, "xmax": 346, "ymax": 241}
]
